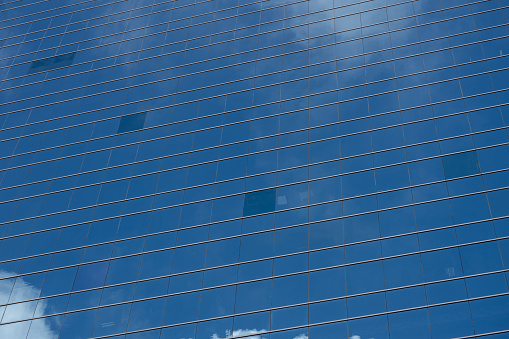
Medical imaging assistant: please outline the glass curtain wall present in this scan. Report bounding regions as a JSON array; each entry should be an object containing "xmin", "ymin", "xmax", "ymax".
[{"xmin": 0, "ymin": 0, "xmax": 509, "ymax": 338}]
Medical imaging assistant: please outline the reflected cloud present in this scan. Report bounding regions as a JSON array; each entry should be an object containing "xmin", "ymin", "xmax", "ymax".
[
  {"xmin": 212, "ymin": 328, "xmax": 267, "ymax": 339},
  {"xmin": 350, "ymin": 335, "xmax": 374, "ymax": 339},
  {"xmin": 211, "ymin": 329, "xmax": 308, "ymax": 339},
  {"xmin": 0, "ymin": 271, "xmax": 57, "ymax": 338}
]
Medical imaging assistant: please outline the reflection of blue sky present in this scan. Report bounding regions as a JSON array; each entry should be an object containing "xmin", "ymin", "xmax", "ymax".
[
  {"xmin": 0, "ymin": 3, "xmax": 507, "ymax": 339},
  {"xmin": 210, "ymin": 329, "xmax": 308, "ymax": 339},
  {"xmin": 0, "ymin": 271, "xmax": 57, "ymax": 338},
  {"xmin": 0, "ymin": 1, "xmax": 501, "ymax": 166}
]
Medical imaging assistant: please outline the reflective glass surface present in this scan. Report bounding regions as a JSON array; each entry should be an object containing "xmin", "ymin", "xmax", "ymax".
[{"xmin": 1, "ymin": 0, "xmax": 509, "ymax": 338}]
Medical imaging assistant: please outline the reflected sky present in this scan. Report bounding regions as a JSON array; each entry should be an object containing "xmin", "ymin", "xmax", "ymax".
[
  {"xmin": 210, "ymin": 329, "xmax": 308, "ymax": 339},
  {"xmin": 0, "ymin": 271, "xmax": 57, "ymax": 338},
  {"xmin": 0, "ymin": 0, "xmax": 508, "ymax": 338},
  {"xmin": 211, "ymin": 328, "xmax": 267, "ymax": 339}
]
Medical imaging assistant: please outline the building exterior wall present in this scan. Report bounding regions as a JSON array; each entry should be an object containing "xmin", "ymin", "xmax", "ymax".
[{"xmin": 1, "ymin": 0, "xmax": 509, "ymax": 338}]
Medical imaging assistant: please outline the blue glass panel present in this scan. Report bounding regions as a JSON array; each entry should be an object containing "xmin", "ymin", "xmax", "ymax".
[
  {"xmin": 72, "ymin": 261, "xmax": 109, "ymax": 291},
  {"xmin": 1, "ymin": 0, "xmax": 509, "ymax": 337},
  {"xmin": 470, "ymin": 295, "xmax": 509, "ymax": 333},
  {"xmin": 442, "ymin": 151, "xmax": 480, "ymax": 179},
  {"xmin": 117, "ymin": 113, "xmax": 147, "ymax": 133},
  {"xmin": 243, "ymin": 188, "xmax": 276, "ymax": 216},
  {"xmin": 27, "ymin": 53, "xmax": 76, "ymax": 74}
]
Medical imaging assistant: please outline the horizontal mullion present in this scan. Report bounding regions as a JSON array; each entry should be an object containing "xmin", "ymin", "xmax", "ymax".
[
  {"xmin": 2, "ymin": 16, "xmax": 507, "ymax": 142},
  {"xmin": 0, "ymin": 168, "xmax": 505, "ymax": 278},
  {"xmin": 0, "ymin": 0, "xmax": 497, "ymax": 97},
  {"xmin": 1, "ymin": 0, "xmax": 189, "ymax": 38},
  {"xmin": 0, "ymin": 245, "xmax": 507, "ymax": 331},
  {"xmin": 1, "ymin": 118, "xmax": 508, "ymax": 250},
  {"xmin": 1, "ymin": 96, "xmax": 509, "ymax": 211},
  {"xmin": 2, "ymin": 104, "xmax": 509, "ymax": 233},
  {"xmin": 0, "ymin": 0, "xmax": 497, "ymax": 91},
  {"xmin": 1, "ymin": 154, "xmax": 509, "ymax": 277},
  {"xmin": 0, "ymin": 0, "xmax": 383, "ymax": 70},
  {"xmin": 453, "ymin": 329, "xmax": 509, "ymax": 339},
  {"xmin": 0, "ymin": 0, "xmax": 135, "ymax": 27},
  {"xmin": 0, "ymin": 0, "xmax": 60, "ymax": 17},
  {"xmin": 1, "ymin": 226, "xmax": 507, "ymax": 313},
  {"xmin": 98, "ymin": 291, "xmax": 509, "ymax": 339},
  {"xmin": 0, "ymin": 214, "xmax": 507, "ymax": 294},
  {"xmin": 1, "ymin": 218, "xmax": 508, "ymax": 309},
  {"xmin": 0, "ymin": 0, "xmax": 507, "ymax": 336},
  {"xmin": 1, "ymin": 42, "xmax": 508, "ymax": 167},
  {"xmin": 0, "ymin": 0, "xmax": 47, "ymax": 15},
  {"xmin": 0, "ymin": 153, "xmax": 507, "ymax": 271},
  {"xmin": 0, "ymin": 0, "xmax": 403, "ymax": 84},
  {"xmin": 0, "ymin": 0, "xmax": 32, "ymax": 11},
  {"xmin": 88, "ymin": 289, "xmax": 509, "ymax": 339},
  {"xmin": 2, "ymin": 55, "xmax": 509, "ymax": 179},
  {"xmin": 1, "ymin": 0, "xmax": 493, "ymax": 88},
  {"xmin": 3, "ymin": 154, "xmax": 508, "ymax": 262},
  {"xmin": 1, "ymin": 0, "xmax": 300, "ymax": 55},
  {"xmin": 1, "ymin": 2, "xmax": 501, "ymax": 126}
]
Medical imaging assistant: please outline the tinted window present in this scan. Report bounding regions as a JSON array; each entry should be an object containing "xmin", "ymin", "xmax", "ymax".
[
  {"xmin": 442, "ymin": 151, "xmax": 480, "ymax": 179},
  {"xmin": 117, "ymin": 113, "xmax": 147, "ymax": 133},
  {"xmin": 27, "ymin": 52, "xmax": 76, "ymax": 74},
  {"xmin": 243, "ymin": 188, "xmax": 276, "ymax": 216}
]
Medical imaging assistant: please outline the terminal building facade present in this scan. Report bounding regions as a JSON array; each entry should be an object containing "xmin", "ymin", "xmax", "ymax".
[{"xmin": 0, "ymin": 0, "xmax": 509, "ymax": 338}]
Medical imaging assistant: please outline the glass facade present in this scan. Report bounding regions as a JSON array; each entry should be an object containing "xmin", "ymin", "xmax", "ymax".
[{"xmin": 0, "ymin": 0, "xmax": 509, "ymax": 337}]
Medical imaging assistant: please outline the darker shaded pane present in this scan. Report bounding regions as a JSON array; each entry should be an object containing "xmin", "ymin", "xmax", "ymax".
[
  {"xmin": 27, "ymin": 53, "xmax": 76, "ymax": 74},
  {"xmin": 52, "ymin": 52, "xmax": 76, "ymax": 68},
  {"xmin": 72, "ymin": 261, "xmax": 109, "ymax": 291},
  {"xmin": 117, "ymin": 113, "xmax": 147, "ymax": 133},
  {"xmin": 442, "ymin": 151, "xmax": 480, "ymax": 179},
  {"xmin": 28, "ymin": 57, "xmax": 53, "ymax": 73},
  {"xmin": 243, "ymin": 188, "xmax": 276, "ymax": 216}
]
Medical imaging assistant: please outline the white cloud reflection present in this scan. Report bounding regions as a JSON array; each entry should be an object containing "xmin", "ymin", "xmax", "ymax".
[
  {"xmin": 0, "ymin": 271, "xmax": 57, "ymax": 338},
  {"xmin": 211, "ymin": 329, "xmax": 308, "ymax": 339},
  {"xmin": 212, "ymin": 329, "xmax": 267, "ymax": 339},
  {"xmin": 350, "ymin": 335, "xmax": 373, "ymax": 339}
]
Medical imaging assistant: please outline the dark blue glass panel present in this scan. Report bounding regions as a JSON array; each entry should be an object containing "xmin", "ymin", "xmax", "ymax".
[
  {"xmin": 442, "ymin": 151, "xmax": 480, "ymax": 179},
  {"xmin": 117, "ymin": 113, "xmax": 147, "ymax": 133},
  {"xmin": 27, "ymin": 53, "xmax": 76, "ymax": 74},
  {"xmin": 243, "ymin": 188, "xmax": 276, "ymax": 216}
]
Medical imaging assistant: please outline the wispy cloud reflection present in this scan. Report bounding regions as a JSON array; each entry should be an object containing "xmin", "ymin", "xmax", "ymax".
[
  {"xmin": 0, "ymin": 271, "xmax": 57, "ymax": 338},
  {"xmin": 350, "ymin": 335, "xmax": 374, "ymax": 339},
  {"xmin": 212, "ymin": 329, "xmax": 267, "ymax": 339},
  {"xmin": 211, "ymin": 329, "xmax": 308, "ymax": 339}
]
